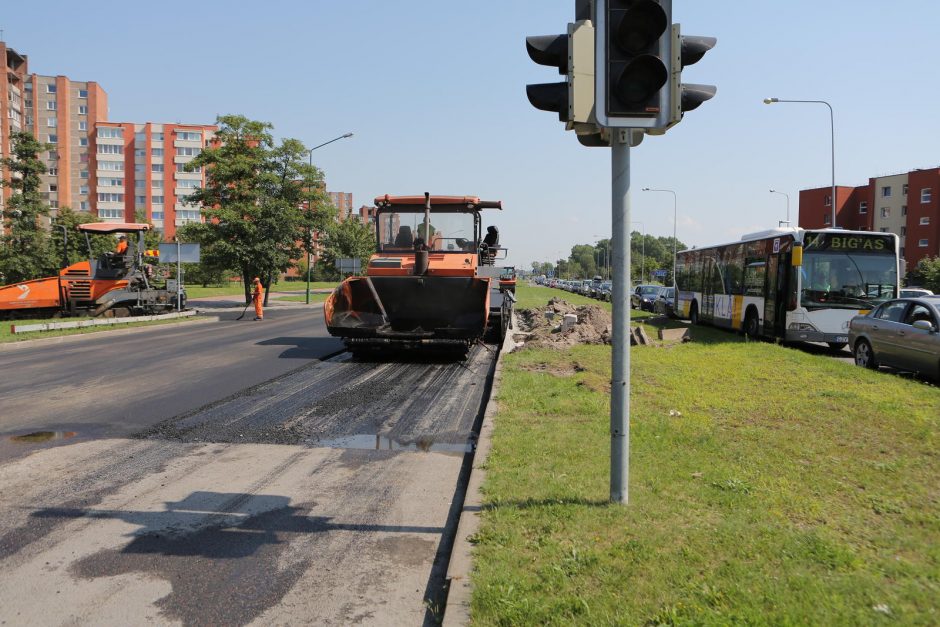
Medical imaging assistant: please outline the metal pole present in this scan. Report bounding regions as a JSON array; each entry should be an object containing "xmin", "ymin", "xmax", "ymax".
[
  {"xmin": 610, "ymin": 131, "xmax": 630, "ymax": 504},
  {"xmin": 770, "ymin": 189, "xmax": 790, "ymax": 226},
  {"xmin": 176, "ymin": 238, "xmax": 181, "ymax": 312},
  {"xmin": 306, "ymin": 150, "xmax": 313, "ymax": 305}
]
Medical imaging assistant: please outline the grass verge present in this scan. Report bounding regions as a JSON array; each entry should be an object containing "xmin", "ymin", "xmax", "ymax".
[
  {"xmin": 272, "ymin": 294, "xmax": 329, "ymax": 303},
  {"xmin": 185, "ymin": 282, "xmax": 336, "ymax": 299},
  {"xmin": 470, "ymin": 285, "xmax": 940, "ymax": 625},
  {"xmin": 1, "ymin": 315, "xmax": 208, "ymax": 343}
]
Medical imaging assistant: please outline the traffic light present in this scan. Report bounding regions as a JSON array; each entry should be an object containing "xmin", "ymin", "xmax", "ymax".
[
  {"xmin": 526, "ymin": 18, "xmax": 596, "ymax": 128},
  {"xmin": 649, "ymin": 24, "xmax": 717, "ymax": 133},
  {"xmin": 596, "ymin": 0, "xmax": 672, "ymax": 129}
]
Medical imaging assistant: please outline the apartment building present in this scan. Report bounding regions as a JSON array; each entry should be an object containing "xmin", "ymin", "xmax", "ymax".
[
  {"xmin": 24, "ymin": 74, "xmax": 107, "ymax": 214},
  {"xmin": 93, "ymin": 122, "xmax": 216, "ymax": 238},
  {"xmin": 1, "ymin": 42, "xmax": 29, "ymax": 215},
  {"xmin": 799, "ymin": 167, "xmax": 940, "ymax": 269},
  {"xmin": 329, "ymin": 191, "xmax": 354, "ymax": 221}
]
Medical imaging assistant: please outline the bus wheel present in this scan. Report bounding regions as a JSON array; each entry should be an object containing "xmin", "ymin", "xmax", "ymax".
[
  {"xmin": 827, "ymin": 342, "xmax": 847, "ymax": 352},
  {"xmin": 689, "ymin": 303, "xmax": 700, "ymax": 325},
  {"xmin": 853, "ymin": 340, "xmax": 878, "ymax": 369},
  {"xmin": 744, "ymin": 309, "xmax": 759, "ymax": 339}
]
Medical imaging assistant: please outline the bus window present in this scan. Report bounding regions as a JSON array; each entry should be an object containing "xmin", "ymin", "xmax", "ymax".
[{"xmin": 744, "ymin": 259, "xmax": 766, "ymax": 297}]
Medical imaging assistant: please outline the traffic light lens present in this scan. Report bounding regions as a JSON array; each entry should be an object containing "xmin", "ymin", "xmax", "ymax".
[
  {"xmin": 615, "ymin": 55, "xmax": 667, "ymax": 104},
  {"xmin": 615, "ymin": 1, "xmax": 667, "ymax": 54}
]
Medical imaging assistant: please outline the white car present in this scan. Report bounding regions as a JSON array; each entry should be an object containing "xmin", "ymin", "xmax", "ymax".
[{"xmin": 900, "ymin": 288, "xmax": 934, "ymax": 298}]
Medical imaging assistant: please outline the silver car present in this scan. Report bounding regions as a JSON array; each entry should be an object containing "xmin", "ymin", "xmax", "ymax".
[{"xmin": 849, "ymin": 296, "xmax": 940, "ymax": 381}]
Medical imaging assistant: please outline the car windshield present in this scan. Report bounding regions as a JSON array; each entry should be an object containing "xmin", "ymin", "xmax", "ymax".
[
  {"xmin": 376, "ymin": 210, "xmax": 476, "ymax": 253},
  {"xmin": 639, "ymin": 286, "xmax": 660, "ymax": 295},
  {"xmin": 800, "ymin": 251, "xmax": 897, "ymax": 310}
]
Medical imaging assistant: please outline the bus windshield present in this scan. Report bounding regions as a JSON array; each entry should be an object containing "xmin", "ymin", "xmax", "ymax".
[
  {"xmin": 376, "ymin": 210, "xmax": 477, "ymax": 253},
  {"xmin": 800, "ymin": 251, "xmax": 897, "ymax": 310}
]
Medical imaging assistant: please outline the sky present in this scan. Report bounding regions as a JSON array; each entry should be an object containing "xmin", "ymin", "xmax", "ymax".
[{"xmin": 6, "ymin": 1, "xmax": 940, "ymax": 270}]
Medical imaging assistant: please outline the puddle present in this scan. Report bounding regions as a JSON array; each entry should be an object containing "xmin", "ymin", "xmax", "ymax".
[
  {"xmin": 312, "ymin": 434, "xmax": 473, "ymax": 454},
  {"xmin": 9, "ymin": 431, "xmax": 78, "ymax": 443}
]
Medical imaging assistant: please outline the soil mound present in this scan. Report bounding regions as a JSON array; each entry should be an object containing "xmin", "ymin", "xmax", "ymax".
[{"xmin": 516, "ymin": 298, "xmax": 612, "ymax": 349}]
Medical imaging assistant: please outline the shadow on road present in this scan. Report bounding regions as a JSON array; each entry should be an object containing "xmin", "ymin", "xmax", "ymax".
[{"xmin": 255, "ymin": 336, "xmax": 344, "ymax": 359}]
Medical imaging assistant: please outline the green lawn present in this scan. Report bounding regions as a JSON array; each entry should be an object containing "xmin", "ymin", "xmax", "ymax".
[
  {"xmin": 470, "ymin": 285, "xmax": 940, "ymax": 625},
  {"xmin": 185, "ymin": 282, "xmax": 336, "ymax": 299},
  {"xmin": 272, "ymin": 293, "xmax": 329, "ymax": 303}
]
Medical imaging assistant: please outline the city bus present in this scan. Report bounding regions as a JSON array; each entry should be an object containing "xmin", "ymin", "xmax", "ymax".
[{"xmin": 674, "ymin": 228, "xmax": 900, "ymax": 348}]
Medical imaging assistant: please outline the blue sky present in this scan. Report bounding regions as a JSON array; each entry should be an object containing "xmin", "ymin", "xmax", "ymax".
[{"xmin": 8, "ymin": 1, "xmax": 940, "ymax": 269}]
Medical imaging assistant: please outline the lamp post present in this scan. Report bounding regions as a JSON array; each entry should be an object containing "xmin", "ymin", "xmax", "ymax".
[
  {"xmin": 641, "ymin": 188, "xmax": 677, "ymax": 285},
  {"xmin": 769, "ymin": 189, "xmax": 791, "ymax": 226},
  {"xmin": 305, "ymin": 132, "xmax": 354, "ymax": 304},
  {"xmin": 763, "ymin": 98, "xmax": 836, "ymax": 228}
]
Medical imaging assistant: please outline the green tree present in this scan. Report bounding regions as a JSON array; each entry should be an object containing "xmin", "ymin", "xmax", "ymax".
[
  {"xmin": 0, "ymin": 132, "xmax": 55, "ymax": 283},
  {"xmin": 320, "ymin": 217, "xmax": 376, "ymax": 279},
  {"xmin": 181, "ymin": 114, "xmax": 333, "ymax": 304},
  {"xmin": 50, "ymin": 206, "xmax": 111, "ymax": 268},
  {"xmin": 909, "ymin": 256, "xmax": 940, "ymax": 293}
]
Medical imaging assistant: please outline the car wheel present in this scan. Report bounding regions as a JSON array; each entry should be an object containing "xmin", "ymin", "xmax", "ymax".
[
  {"xmin": 853, "ymin": 339, "xmax": 878, "ymax": 370},
  {"xmin": 744, "ymin": 309, "xmax": 760, "ymax": 339}
]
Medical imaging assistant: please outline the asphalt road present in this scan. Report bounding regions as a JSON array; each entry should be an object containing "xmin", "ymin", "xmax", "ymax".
[{"xmin": 0, "ymin": 307, "xmax": 497, "ymax": 625}]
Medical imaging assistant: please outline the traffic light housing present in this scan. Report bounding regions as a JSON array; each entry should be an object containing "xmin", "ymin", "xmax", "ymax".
[
  {"xmin": 526, "ymin": 20, "xmax": 596, "ymax": 127},
  {"xmin": 596, "ymin": 0, "xmax": 672, "ymax": 129},
  {"xmin": 649, "ymin": 24, "xmax": 717, "ymax": 134}
]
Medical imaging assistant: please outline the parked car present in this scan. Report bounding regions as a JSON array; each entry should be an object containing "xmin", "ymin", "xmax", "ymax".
[
  {"xmin": 653, "ymin": 286, "xmax": 677, "ymax": 318},
  {"xmin": 631, "ymin": 284, "xmax": 662, "ymax": 311},
  {"xmin": 595, "ymin": 281, "xmax": 612, "ymax": 301},
  {"xmin": 900, "ymin": 287, "xmax": 934, "ymax": 298},
  {"xmin": 849, "ymin": 295, "xmax": 940, "ymax": 381}
]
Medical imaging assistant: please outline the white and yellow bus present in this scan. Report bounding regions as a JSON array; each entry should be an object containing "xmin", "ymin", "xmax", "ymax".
[{"xmin": 675, "ymin": 228, "xmax": 900, "ymax": 349}]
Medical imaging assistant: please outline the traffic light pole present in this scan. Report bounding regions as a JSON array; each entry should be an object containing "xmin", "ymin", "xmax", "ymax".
[{"xmin": 610, "ymin": 131, "xmax": 631, "ymax": 504}]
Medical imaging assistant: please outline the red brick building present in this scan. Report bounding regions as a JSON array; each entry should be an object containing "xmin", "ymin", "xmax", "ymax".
[{"xmin": 800, "ymin": 167, "xmax": 940, "ymax": 270}]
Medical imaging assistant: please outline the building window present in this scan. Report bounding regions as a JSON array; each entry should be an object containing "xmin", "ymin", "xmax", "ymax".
[
  {"xmin": 101, "ymin": 178, "xmax": 124, "ymax": 187},
  {"xmin": 823, "ymin": 213, "xmax": 831, "ymax": 225},
  {"xmin": 153, "ymin": 133, "xmax": 164, "ymax": 141},
  {"xmin": 78, "ymin": 105, "xmax": 87, "ymax": 115},
  {"xmin": 177, "ymin": 179, "xmax": 201, "ymax": 189},
  {"xmin": 79, "ymin": 201, "xmax": 88, "ymax": 211},
  {"xmin": 135, "ymin": 132, "xmax": 146, "ymax": 143},
  {"xmin": 919, "ymin": 239, "xmax": 929, "ymax": 248},
  {"xmin": 900, "ymin": 247, "xmax": 905, "ymax": 257},
  {"xmin": 901, "ymin": 205, "xmax": 907, "ymax": 216},
  {"xmin": 97, "ymin": 127, "xmax": 124, "ymax": 139},
  {"xmin": 135, "ymin": 195, "xmax": 147, "ymax": 204},
  {"xmin": 78, "ymin": 121, "xmax": 87, "ymax": 131},
  {"xmin": 50, "ymin": 200, "xmax": 58, "ymax": 209},
  {"xmin": 902, "ymin": 183, "xmax": 909, "ymax": 196},
  {"xmin": 97, "ymin": 193, "xmax": 124, "ymax": 202},
  {"xmin": 858, "ymin": 202, "xmax": 868, "ymax": 214},
  {"xmin": 49, "ymin": 184, "xmax": 57, "ymax": 192},
  {"xmin": 151, "ymin": 180, "xmax": 162, "ymax": 188},
  {"xmin": 46, "ymin": 84, "xmax": 56, "ymax": 94},
  {"xmin": 176, "ymin": 164, "xmax": 201, "ymax": 173},
  {"xmin": 152, "ymin": 164, "xmax": 164, "ymax": 172},
  {"xmin": 176, "ymin": 146, "xmax": 200, "ymax": 157},
  {"xmin": 901, "ymin": 226, "xmax": 906, "ymax": 236},
  {"xmin": 152, "ymin": 195, "xmax": 164, "ymax": 203},
  {"xmin": 47, "ymin": 117, "xmax": 57, "ymax": 128},
  {"xmin": 177, "ymin": 209, "xmax": 201, "ymax": 221},
  {"xmin": 920, "ymin": 217, "xmax": 931, "ymax": 225},
  {"xmin": 135, "ymin": 180, "xmax": 146, "ymax": 189},
  {"xmin": 151, "ymin": 148, "xmax": 163, "ymax": 157},
  {"xmin": 824, "ymin": 195, "xmax": 831, "ymax": 207},
  {"xmin": 922, "ymin": 188, "xmax": 932, "ymax": 203},
  {"xmin": 98, "ymin": 161, "xmax": 124, "ymax": 171},
  {"xmin": 78, "ymin": 89, "xmax": 88, "ymax": 98},
  {"xmin": 152, "ymin": 211, "xmax": 164, "ymax": 220},
  {"xmin": 48, "ymin": 167, "xmax": 58, "ymax": 176},
  {"xmin": 79, "ymin": 185, "xmax": 89, "ymax": 194},
  {"xmin": 881, "ymin": 186, "xmax": 891, "ymax": 197},
  {"xmin": 47, "ymin": 134, "xmax": 57, "ymax": 143},
  {"xmin": 135, "ymin": 149, "xmax": 146, "ymax": 158},
  {"xmin": 80, "ymin": 170, "xmax": 88, "ymax": 179},
  {"xmin": 46, "ymin": 101, "xmax": 56, "ymax": 111},
  {"xmin": 97, "ymin": 144, "xmax": 123, "ymax": 154},
  {"xmin": 881, "ymin": 207, "xmax": 890, "ymax": 218},
  {"xmin": 98, "ymin": 208, "xmax": 124, "ymax": 219},
  {"xmin": 79, "ymin": 138, "xmax": 88, "ymax": 147},
  {"xmin": 176, "ymin": 131, "xmax": 202, "ymax": 141}
]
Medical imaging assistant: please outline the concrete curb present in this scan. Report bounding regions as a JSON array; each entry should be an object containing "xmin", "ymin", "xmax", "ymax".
[
  {"xmin": 442, "ymin": 313, "xmax": 518, "ymax": 626},
  {"xmin": 0, "ymin": 315, "xmax": 219, "ymax": 351},
  {"xmin": 11, "ymin": 310, "xmax": 198, "ymax": 334}
]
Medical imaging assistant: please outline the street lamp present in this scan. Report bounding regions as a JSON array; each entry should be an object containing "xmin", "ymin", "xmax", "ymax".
[
  {"xmin": 305, "ymin": 132, "xmax": 354, "ymax": 304},
  {"xmin": 593, "ymin": 235, "xmax": 610, "ymax": 281},
  {"xmin": 763, "ymin": 98, "xmax": 836, "ymax": 228},
  {"xmin": 769, "ymin": 189, "xmax": 791, "ymax": 226},
  {"xmin": 641, "ymin": 188, "xmax": 677, "ymax": 286}
]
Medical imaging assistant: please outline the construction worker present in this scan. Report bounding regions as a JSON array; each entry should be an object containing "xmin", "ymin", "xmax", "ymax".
[
  {"xmin": 253, "ymin": 277, "xmax": 264, "ymax": 321},
  {"xmin": 115, "ymin": 236, "xmax": 128, "ymax": 255}
]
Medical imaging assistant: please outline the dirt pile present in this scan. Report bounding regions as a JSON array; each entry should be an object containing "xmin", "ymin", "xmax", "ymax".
[{"xmin": 515, "ymin": 298, "xmax": 612, "ymax": 349}]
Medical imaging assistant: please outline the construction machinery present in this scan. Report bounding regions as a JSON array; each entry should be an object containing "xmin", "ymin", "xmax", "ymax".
[
  {"xmin": 324, "ymin": 193, "xmax": 513, "ymax": 357},
  {"xmin": 0, "ymin": 222, "xmax": 183, "ymax": 319}
]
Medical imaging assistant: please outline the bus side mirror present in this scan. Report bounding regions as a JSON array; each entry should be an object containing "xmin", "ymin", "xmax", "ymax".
[{"xmin": 791, "ymin": 245, "xmax": 803, "ymax": 267}]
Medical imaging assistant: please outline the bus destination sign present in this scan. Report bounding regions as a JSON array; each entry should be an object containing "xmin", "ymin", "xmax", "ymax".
[{"xmin": 804, "ymin": 232, "xmax": 894, "ymax": 253}]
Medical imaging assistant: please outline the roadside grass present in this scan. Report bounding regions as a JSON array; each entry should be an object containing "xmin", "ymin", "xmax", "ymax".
[
  {"xmin": 1, "ymin": 315, "xmax": 208, "ymax": 343},
  {"xmin": 471, "ymin": 288, "xmax": 940, "ymax": 625},
  {"xmin": 185, "ymin": 282, "xmax": 336, "ymax": 299},
  {"xmin": 272, "ymin": 293, "xmax": 329, "ymax": 303}
]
